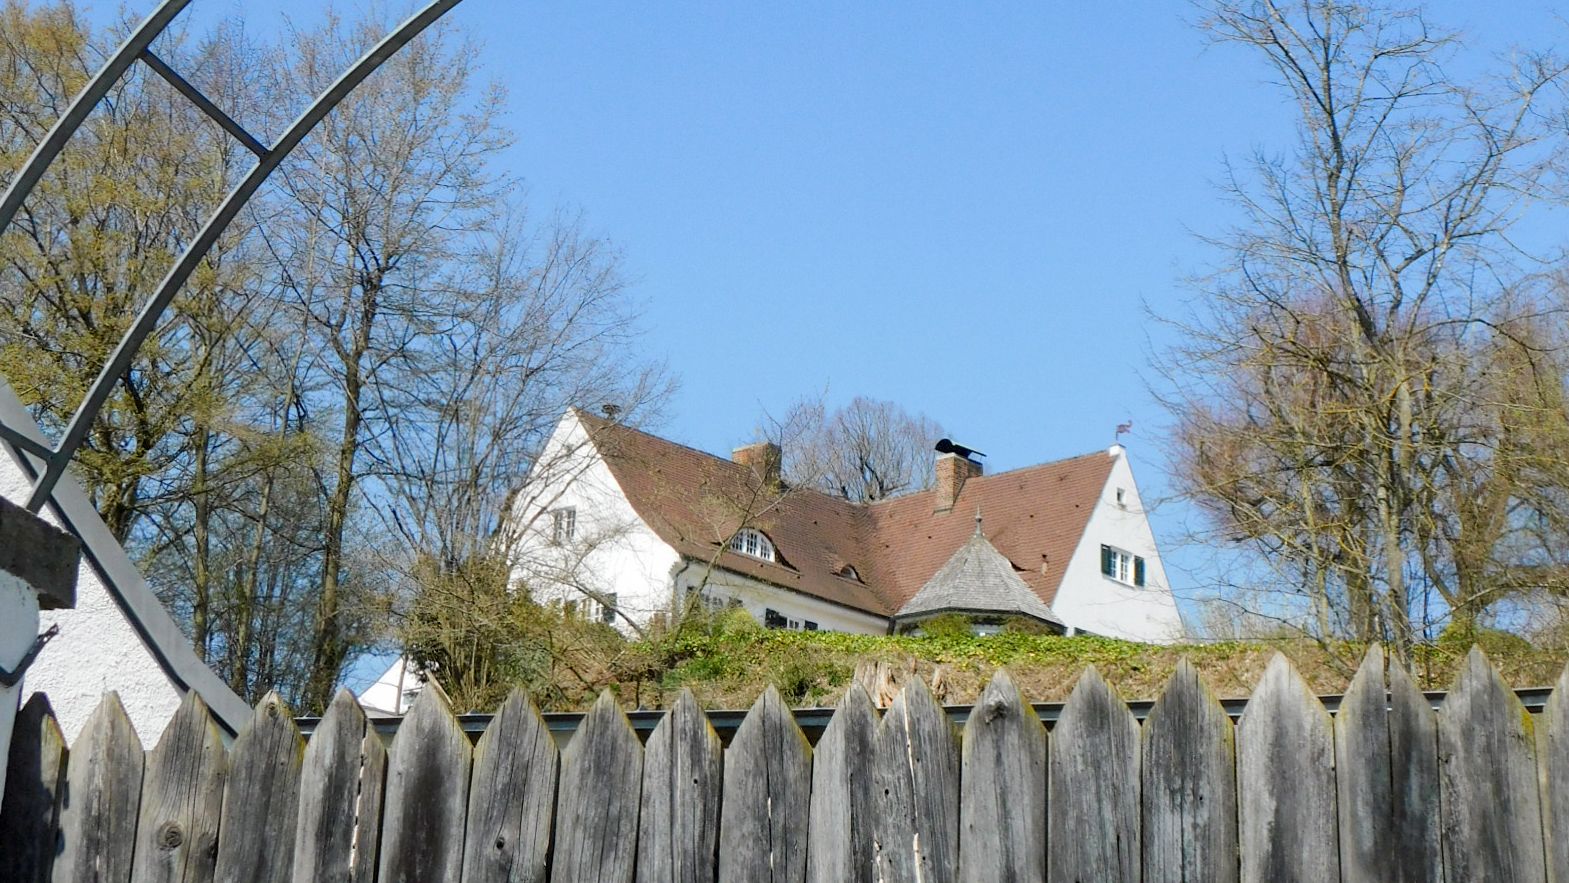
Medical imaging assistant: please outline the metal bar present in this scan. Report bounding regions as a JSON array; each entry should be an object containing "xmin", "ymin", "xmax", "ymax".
[
  {"xmin": 27, "ymin": 0, "xmax": 465, "ymax": 513},
  {"xmin": 0, "ymin": 0, "xmax": 192, "ymax": 235},
  {"xmin": 0, "ymin": 379, "xmax": 252, "ymax": 734},
  {"xmin": 295, "ymin": 683, "xmax": 1560, "ymax": 746},
  {"xmin": 0, "ymin": 422, "xmax": 51, "ymax": 459},
  {"xmin": 139, "ymin": 50, "xmax": 269, "ymax": 159}
]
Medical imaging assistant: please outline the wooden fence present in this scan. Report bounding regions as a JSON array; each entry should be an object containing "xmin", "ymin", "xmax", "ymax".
[{"xmin": 2, "ymin": 645, "xmax": 1567, "ymax": 882}]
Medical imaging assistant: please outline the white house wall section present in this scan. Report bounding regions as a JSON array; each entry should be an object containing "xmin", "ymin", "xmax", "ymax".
[
  {"xmin": 0, "ymin": 452, "xmax": 179, "ymax": 742},
  {"xmin": 1049, "ymin": 448, "xmax": 1186, "ymax": 643},
  {"xmin": 675, "ymin": 563, "xmax": 889, "ymax": 635},
  {"xmin": 509, "ymin": 412, "xmax": 680, "ymax": 632}
]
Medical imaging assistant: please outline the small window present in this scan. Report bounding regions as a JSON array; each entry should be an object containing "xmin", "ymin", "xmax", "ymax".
[
  {"xmin": 551, "ymin": 507, "xmax": 576, "ymax": 544},
  {"xmin": 764, "ymin": 608, "xmax": 787, "ymax": 628},
  {"xmin": 836, "ymin": 564, "xmax": 861, "ymax": 581},
  {"xmin": 694, "ymin": 590, "xmax": 738, "ymax": 614},
  {"xmin": 804, "ymin": 620, "xmax": 818, "ymax": 631},
  {"xmin": 599, "ymin": 593, "xmax": 618, "ymax": 625},
  {"xmin": 1115, "ymin": 487, "xmax": 1126, "ymax": 507},
  {"xmin": 1100, "ymin": 544, "xmax": 1146, "ymax": 587},
  {"xmin": 729, "ymin": 528, "xmax": 776, "ymax": 562}
]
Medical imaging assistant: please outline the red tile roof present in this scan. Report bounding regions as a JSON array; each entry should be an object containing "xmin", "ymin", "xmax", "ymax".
[{"xmin": 576, "ymin": 410, "xmax": 1113, "ymax": 618}]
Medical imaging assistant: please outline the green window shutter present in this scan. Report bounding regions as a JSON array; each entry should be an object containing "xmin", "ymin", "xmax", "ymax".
[
  {"xmin": 1101, "ymin": 545, "xmax": 1113, "ymax": 576},
  {"xmin": 1134, "ymin": 556, "xmax": 1146, "ymax": 587}
]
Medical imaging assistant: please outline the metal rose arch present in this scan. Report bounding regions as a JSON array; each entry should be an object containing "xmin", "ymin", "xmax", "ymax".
[
  {"xmin": 0, "ymin": 0, "xmax": 464, "ymax": 734},
  {"xmin": 0, "ymin": 0, "xmax": 464, "ymax": 513}
]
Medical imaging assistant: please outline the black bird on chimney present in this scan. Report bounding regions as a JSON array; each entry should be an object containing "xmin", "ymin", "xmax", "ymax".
[{"xmin": 934, "ymin": 438, "xmax": 985, "ymax": 462}]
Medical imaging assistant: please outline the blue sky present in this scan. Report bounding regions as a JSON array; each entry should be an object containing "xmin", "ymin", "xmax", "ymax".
[{"xmin": 90, "ymin": 1, "xmax": 1568, "ymax": 638}]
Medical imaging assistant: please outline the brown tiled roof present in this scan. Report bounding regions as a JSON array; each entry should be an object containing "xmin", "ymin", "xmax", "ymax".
[{"xmin": 575, "ymin": 410, "xmax": 1113, "ymax": 618}]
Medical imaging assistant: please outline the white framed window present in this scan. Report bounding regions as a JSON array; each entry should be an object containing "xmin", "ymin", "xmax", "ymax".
[
  {"xmin": 729, "ymin": 527, "xmax": 776, "ymax": 562},
  {"xmin": 1100, "ymin": 544, "xmax": 1146, "ymax": 587},
  {"xmin": 551, "ymin": 507, "xmax": 576, "ymax": 544}
]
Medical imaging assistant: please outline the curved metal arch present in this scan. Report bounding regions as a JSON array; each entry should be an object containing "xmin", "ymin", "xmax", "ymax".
[
  {"xmin": 0, "ymin": 0, "xmax": 464, "ymax": 512},
  {"xmin": 0, "ymin": 0, "xmax": 193, "ymax": 234}
]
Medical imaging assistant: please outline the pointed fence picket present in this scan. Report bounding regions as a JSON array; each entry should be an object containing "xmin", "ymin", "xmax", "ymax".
[
  {"xmin": 213, "ymin": 692, "xmax": 303, "ymax": 883},
  {"xmin": 1049, "ymin": 666, "xmax": 1140, "ymax": 883},
  {"xmin": 462, "ymin": 690, "xmax": 559, "ymax": 883},
  {"xmin": 51, "ymin": 692, "xmax": 143, "ymax": 883},
  {"xmin": 719, "ymin": 686, "xmax": 812, "ymax": 883},
  {"xmin": 378, "ymin": 681, "xmax": 472, "ymax": 883},
  {"xmin": 637, "ymin": 689, "xmax": 721, "ymax": 883},
  {"xmin": 959, "ymin": 669, "xmax": 1045, "ymax": 883},
  {"xmin": 291, "ymin": 688, "xmax": 387, "ymax": 883},
  {"xmin": 7, "ymin": 645, "xmax": 1569, "ymax": 883},
  {"xmin": 873, "ymin": 676, "xmax": 959, "ymax": 883},
  {"xmin": 1140, "ymin": 659, "xmax": 1237, "ymax": 883},
  {"xmin": 550, "ymin": 690, "xmax": 643, "ymax": 883},
  {"xmin": 1237, "ymin": 654, "xmax": 1340, "ymax": 883},
  {"xmin": 805, "ymin": 684, "xmax": 879, "ymax": 883},
  {"xmin": 1439, "ymin": 648, "xmax": 1548, "ymax": 883},
  {"xmin": 0, "ymin": 694, "xmax": 66, "ymax": 883},
  {"xmin": 130, "ymin": 692, "xmax": 227, "ymax": 883},
  {"xmin": 1335, "ymin": 646, "xmax": 1441, "ymax": 883}
]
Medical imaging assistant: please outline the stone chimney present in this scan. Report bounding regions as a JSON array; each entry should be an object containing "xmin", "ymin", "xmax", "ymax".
[
  {"xmin": 733, "ymin": 442, "xmax": 782, "ymax": 486},
  {"xmin": 934, "ymin": 452, "xmax": 982, "ymax": 511}
]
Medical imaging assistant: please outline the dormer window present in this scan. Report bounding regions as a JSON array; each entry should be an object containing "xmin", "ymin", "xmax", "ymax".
[
  {"xmin": 729, "ymin": 528, "xmax": 776, "ymax": 562},
  {"xmin": 837, "ymin": 564, "xmax": 861, "ymax": 581}
]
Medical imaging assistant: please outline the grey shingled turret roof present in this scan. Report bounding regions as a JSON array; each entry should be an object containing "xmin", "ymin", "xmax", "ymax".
[{"xmin": 894, "ymin": 519, "xmax": 1059, "ymax": 624}]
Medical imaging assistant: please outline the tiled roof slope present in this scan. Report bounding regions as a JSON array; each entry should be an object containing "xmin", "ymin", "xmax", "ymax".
[
  {"xmin": 896, "ymin": 525, "xmax": 1059, "ymax": 623},
  {"xmin": 574, "ymin": 410, "xmax": 1113, "ymax": 617}
]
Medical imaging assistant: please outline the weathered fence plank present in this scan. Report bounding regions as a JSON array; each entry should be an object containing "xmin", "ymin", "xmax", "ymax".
[
  {"xmin": 130, "ymin": 692, "xmax": 228, "ymax": 883},
  {"xmin": 1439, "ymin": 647, "xmax": 1548, "ymax": 883},
  {"xmin": 720, "ymin": 685, "xmax": 813, "ymax": 883},
  {"xmin": 0, "ymin": 694, "xmax": 67, "ymax": 883},
  {"xmin": 290, "ymin": 689, "xmax": 387, "ymax": 883},
  {"xmin": 213, "ymin": 692, "xmax": 303, "ymax": 883},
  {"xmin": 1545, "ymin": 662, "xmax": 1569, "ymax": 883},
  {"xmin": 1335, "ymin": 646, "xmax": 1440, "ymax": 883},
  {"xmin": 551, "ymin": 690, "xmax": 643, "ymax": 883},
  {"xmin": 378, "ymin": 680, "xmax": 472, "ymax": 883},
  {"xmin": 806, "ymin": 684, "xmax": 879, "ymax": 883},
  {"xmin": 1049, "ymin": 666, "xmax": 1139, "ymax": 883},
  {"xmin": 960, "ymin": 669, "xmax": 1045, "ymax": 883},
  {"xmin": 461, "ymin": 690, "xmax": 558, "ymax": 883},
  {"xmin": 638, "ymin": 689, "xmax": 722, "ymax": 883},
  {"xmin": 873, "ymin": 677, "xmax": 959, "ymax": 883},
  {"xmin": 1237, "ymin": 654, "xmax": 1338, "ymax": 883},
  {"xmin": 17, "ymin": 646, "xmax": 1569, "ymax": 883},
  {"xmin": 1142, "ymin": 659, "xmax": 1237, "ymax": 883},
  {"xmin": 52, "ymin": 692, "xmax": 143, "ymax": 883}
]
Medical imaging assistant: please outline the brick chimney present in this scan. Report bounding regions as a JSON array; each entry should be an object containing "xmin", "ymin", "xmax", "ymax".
[
  {"xmin": 733, "ymin": 442, "xmax": 782, "ymax": 486},
  {"xmin": 934, "ymin": 452, "xmax": 982, "ymax": 511}
]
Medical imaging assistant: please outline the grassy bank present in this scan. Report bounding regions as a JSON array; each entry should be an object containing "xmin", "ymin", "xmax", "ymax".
[{"xmin": 511, "ymin": 613, "xmax": 1569, "ymax": 712}]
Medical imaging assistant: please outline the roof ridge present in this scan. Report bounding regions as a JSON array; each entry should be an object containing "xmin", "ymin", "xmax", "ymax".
[{"xmin": 579, "ymin": 409, "xmax": 1113, "ymax": 512}]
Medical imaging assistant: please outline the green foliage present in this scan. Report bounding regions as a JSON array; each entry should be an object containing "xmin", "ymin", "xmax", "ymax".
[{"xmin": 917, "ymin": 613, "xmax": 975, "ymax": 639}]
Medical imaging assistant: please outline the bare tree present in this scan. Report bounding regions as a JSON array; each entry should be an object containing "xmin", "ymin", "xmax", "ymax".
[
  {"xmin": 1162, "ymin": 0, "xmax": 1569, "ymax": 658},
  {"xmin": 784, "ymin": 395, "xmax": 945, "ymax": 502}
]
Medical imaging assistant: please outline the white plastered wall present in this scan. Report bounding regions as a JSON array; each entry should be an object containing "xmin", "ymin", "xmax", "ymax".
[
  {"xmin": 676, "ymin": 563, "xmax": 889, "ymax": 634},
  {"xmin": 1049, "ymin": 447, "xmax": 1187, "ymax": 643},
  {"xmin": 509, "ymin": 412, "xmax": 682, "ymax": 631},
  {"xmin": 1, "ymin": 453, "xmax": 177, "ymax": 743}
]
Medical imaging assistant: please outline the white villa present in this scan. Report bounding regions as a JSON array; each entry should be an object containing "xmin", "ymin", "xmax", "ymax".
[{"xmin": 361, "ymin": 408, "xmax": 1185, "ymax": 714}]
